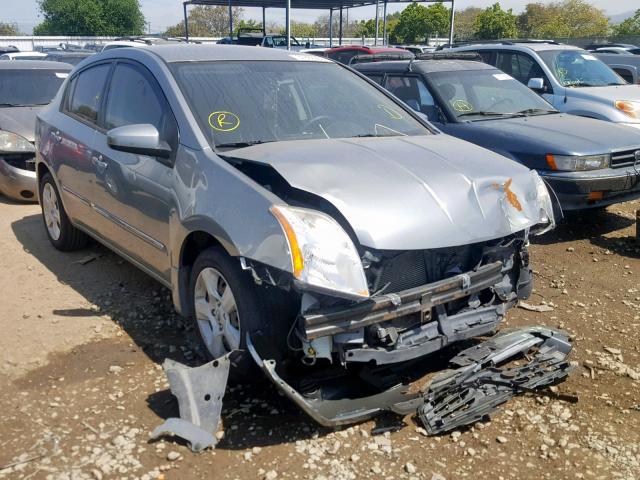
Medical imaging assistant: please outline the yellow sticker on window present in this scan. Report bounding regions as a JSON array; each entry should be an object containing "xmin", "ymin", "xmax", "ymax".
[
  {"xmin": 451, "ymin": 99, "xmax": 473, "ymax": 112},
  {"xmin": 377, "ymin": 104, "xmax": 403, "ymax": 120},
  {"xmin": 208, "ymin": 111, "xmax": 240, "ymax": 132}
]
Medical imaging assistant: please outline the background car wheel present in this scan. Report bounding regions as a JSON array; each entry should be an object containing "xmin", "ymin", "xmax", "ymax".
[
  {"xmin": 188, "ymin": 247, "xmax": 297, "ymax": 381},
  {"xmin": 39, "ymin": 173, "xmax": 88, "ymax": 251}
]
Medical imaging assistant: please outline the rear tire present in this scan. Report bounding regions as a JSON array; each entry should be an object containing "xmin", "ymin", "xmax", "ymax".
[
  {"xmin": 188, "ymin": 247, "xmax": 297, "ymax": 381},
  {"xmin": 39, "ymin": 173, "xmax": 88, "ymax": 251}
]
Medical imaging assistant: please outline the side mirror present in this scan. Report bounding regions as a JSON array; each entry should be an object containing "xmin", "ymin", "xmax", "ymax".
[
  {"xmin": 527, "ymin": 77, "xmax": 545, "ymax": 92},
  {"xmin": 107, "ymin": 124, "xmax": 172, "ymax": 161}
]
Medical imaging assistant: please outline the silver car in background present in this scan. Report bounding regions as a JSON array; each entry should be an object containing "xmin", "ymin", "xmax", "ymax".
[
  {"xmin": 0, "ymin": 61, "xmax": 71, "ymax": 201},
  {"xmin": 35, "ymin": 45, "xmax": 554, "ymax": 424}
]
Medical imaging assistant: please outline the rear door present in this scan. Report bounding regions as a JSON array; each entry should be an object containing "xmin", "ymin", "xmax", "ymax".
[
  {"xmin": 89, "ymin": 60, "xmax": 178, "ymax": 280},
  {"xmin": 52, "ymin": 62, "xmax": 112, "ymax": 230}
]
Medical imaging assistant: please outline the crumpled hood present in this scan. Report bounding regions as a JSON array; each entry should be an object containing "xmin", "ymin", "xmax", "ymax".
[
  {"xmin": 225, "ymin": 135, "xmax": 549, "ymax": 250},
  {"xmin": 452, "ymin": 114, "xmax": 640, "ymax": 155},
  {"xmin": 0, "ymin": 107, "xmax": 42, "ymax": 143}
]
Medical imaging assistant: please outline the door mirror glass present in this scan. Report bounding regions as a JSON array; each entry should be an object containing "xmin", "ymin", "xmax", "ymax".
[
  {"xmin": 107, "ymin": 124, "xmax": 172, "ymax": 159},
  {"xmin": 527, "ymin": 77, "xmax": 545, "ymax": 92}
]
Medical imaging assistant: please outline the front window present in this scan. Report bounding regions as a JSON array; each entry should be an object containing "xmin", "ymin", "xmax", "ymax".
[
  {"xmin": 539, "ymin": 49, "xmax": 625, "ymax": 87},
  {"xmin": 172, "ymin": 60, "xmax": 428, "ymax": 149},
  {"xmin": 0, "ymin": 69, "xmax": 68, "ymax": 107},
  {"xmin": 427, "ymin": 69, "xmax": 557, "ymax": 121}
]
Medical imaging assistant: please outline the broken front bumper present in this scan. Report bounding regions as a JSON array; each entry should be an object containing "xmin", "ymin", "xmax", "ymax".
[
  {"xmin": 248, "ymin": 326, "xmax": 574, "ymax": 429},
  {"xmin": 0, "ymin": 157, "xmax": 37, "ymax": 201}
]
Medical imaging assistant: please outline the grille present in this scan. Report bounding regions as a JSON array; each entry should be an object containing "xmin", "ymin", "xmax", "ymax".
[
  {"xmin": 2, "ymin": 153, "xmax": 36, "ymax": 172},
  {"xmin": 611, "ymin": 149, "xmax": 640, "ymax": 168}
]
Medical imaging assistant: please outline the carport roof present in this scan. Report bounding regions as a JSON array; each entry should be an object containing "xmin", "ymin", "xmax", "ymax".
[{"xmin": 185, "ymin": 0, "xmax": 448, "ymax": 9}]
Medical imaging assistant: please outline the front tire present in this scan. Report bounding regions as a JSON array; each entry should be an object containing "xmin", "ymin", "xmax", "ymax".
[{"xmin": 39, "ymin": 173, "xmax": 88, "ymax": 251}]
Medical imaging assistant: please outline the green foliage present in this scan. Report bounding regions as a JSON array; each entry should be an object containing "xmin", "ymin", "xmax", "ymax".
[
  {"xmin": 0, "ymin": 22, "xmax": 20, "ymax": 35},
  {"xmin": 454, "ymin": 7, "xmax": 482, "ymax": 40},
  {"xmin": 164, "ymin": 6, "xmax": 243, "ymax": 37},
  {"xmin": 34, "ymin": 0, "xmax": 145, "ymax": 36},
  {"xmin": 285, "ymin": 21, "xmax": 317, "ymax": 38},
  {"xmin": 518, "ymin": 0, "xmax": 608, "ymax": 38},
  {"xmin": 474, "ymin": 3, "xmax": 518, "ymax": 39},
  {"xmin": 393, "ymin": 2, "xmax": 450, "ymax": 43},
  {"xmin": 613, "ymin": 9, "xmax": 640, "ymax": 36}
]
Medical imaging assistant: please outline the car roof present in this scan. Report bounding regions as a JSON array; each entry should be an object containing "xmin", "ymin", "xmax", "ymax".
[
  {"xmin": 122, "ymin": 44, "xmax": 331, "ymax": 63},
  {"xmin": 453, "ymin": 42, "xmax": 582, "ymax": 52},
  {"xmin": 0, "ymin": 60, "xmax": 72, "ymax": 70},
  {"xmin": 326, "ymin": 45, "xmax": 404, "ymax": 53},
  {"xmin": 353, "ymin": 58, "xmax": 495, "ymax": 74},
  {"xmin": 45, "ymin": 51, "xmax": 93, "ymax": 56}
]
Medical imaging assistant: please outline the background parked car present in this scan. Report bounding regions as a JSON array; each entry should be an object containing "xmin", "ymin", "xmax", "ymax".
[
  {"xmin": 354, "ymin": 56, "xmax": 640, "ymax": 211},
  {"xmin": 449, "ymin": 41, "xmax": 640, "ymax": 130},
  {"xmin": 594, "ymin": 52, "xmax": 640, "ymax": 85},
  {"xmin": 35, "ymin": 44, "xmax": 553, "ymax": 425},
  {"xmin": 585, "ymin": 43, "xmax": 640, "ymax": 55},
  {"xmin": 0, "ymin": 61, "xmax": 72, "ymax": 202},
  {"xmin": 325, "ymin": 45, "xmax": 413, "ymax": 64},
  {"xmin": 0, "ymin": 52, "xmax": 47, "ymax": 61},
  {"xmin": 43, "ymin": 51, "xmax": 94, "ymax": 66}
]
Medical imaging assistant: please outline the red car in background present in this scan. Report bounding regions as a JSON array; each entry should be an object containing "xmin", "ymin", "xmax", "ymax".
[{"xmin": 324, "ymin": 45, "xmax": 413, "ymax": 65}]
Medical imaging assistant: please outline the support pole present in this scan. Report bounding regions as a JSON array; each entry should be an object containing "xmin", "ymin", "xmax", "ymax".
[
  {"xmin": 329, "ymin": 9, "xmax": 333, "ymax": 47},
  {"xmin": 382, "ymin": 0, "xmax": 388, "ymax": 46},
  {"xmin": 262, "ymin": 6, "xmax": 266, "ymax": 34},
  {"xmin": 228, "ymin": 0, "xmax": 233, "ymax": 38},
  {"xmin": 339, "ymin": 6, "xmax": 343, "ymax": 46},
  {"xmin": 286, "ymin": 0, "xmax": 291, "ymax": 50},
  {"xmin": 374, "ymin": 0, "xmax": 379, "ymax": 46},
  {"xmin": 183, "ymin": 2, "xmax": 189, "ymax": 41},
  {"xmin": 448, "ymin": 0, "xmax": 456, "ymax": 47}
]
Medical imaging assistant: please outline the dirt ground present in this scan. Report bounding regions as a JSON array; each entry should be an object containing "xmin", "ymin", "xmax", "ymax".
[{"xmin": 0, "ymin": 195, "xmax": 639, "ymax": 480}]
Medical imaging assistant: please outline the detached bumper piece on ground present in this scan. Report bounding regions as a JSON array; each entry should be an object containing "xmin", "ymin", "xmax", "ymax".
[{"xmin": 156, "ymin": 327, "xmax": 574, "ymax": 450}]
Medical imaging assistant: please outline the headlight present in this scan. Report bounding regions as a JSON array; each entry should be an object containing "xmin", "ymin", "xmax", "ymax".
[
  {"xmin": 615, "ymin": 100, "xmax": 640, "ymax": 119},
  {"xmin": 545, "ymin": 153, "xmax": 609, "ymax": 171},
  {"xmin": 0, "ymin": 130, "xmax": 35, "ymax": 154},
  {"xmin": 270, "ymin": 205, "xmax": 369, "ymax": 300},
  {"xmin": 533, "ymin": 172, "xmax": 556, "ymax": 235}
]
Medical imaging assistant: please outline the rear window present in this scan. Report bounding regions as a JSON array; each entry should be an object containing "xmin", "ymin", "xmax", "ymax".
[{"xmin": 0, "ymin": 69, "xmax": 69, "ymax": 107}]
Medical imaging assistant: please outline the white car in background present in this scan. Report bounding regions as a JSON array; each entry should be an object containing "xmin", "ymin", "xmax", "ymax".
[{"xmin": 0, "ymin": 52, "xmax": 47, "ymax": 61}]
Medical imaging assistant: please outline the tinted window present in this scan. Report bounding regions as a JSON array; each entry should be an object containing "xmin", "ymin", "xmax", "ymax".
[
  {"xmin": 0, "ymin": 69, "xmax": 68, "ymax": 106},
  {"xmin": 385, "ymin": 75, "xmax": 436, "ymax": 118},
  {"xmin": 172, "ymin": 60, "xmax": 428, "ymax": 149},
  {"xmin": 68, "ymin": 63, "xmax": 110, "ymax": 124},
  {"xmin": 366, "ymin": 74, "xmax": 384, "ymax": 85}
]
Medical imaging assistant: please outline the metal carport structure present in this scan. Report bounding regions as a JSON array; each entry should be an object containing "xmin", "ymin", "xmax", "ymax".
[{"xmin": 182, "ymin": 0, "xmax": 456, "ymax": 50}]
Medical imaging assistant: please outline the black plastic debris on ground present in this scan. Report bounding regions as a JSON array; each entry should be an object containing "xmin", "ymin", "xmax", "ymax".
[{"xmin": 418, "ymin": 326, "xmax": 575, "ymax": 435}]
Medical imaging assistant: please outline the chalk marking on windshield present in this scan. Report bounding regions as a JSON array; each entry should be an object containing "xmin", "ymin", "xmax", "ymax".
[
  {"xmin": 376, "ymin": 104, "xmax": 403, "ymax": 120},
  {"xmin": 493, "ymin": 73, "xmax": 512, "ymax": 81},
  {"xmin": 451, "ymin": 99, "xmax": 473, "ymax": 112},
  {"xmin": 374, "ymin": 124, "xmax": 407, "ymax": 136},
  {"xmin": 208, "ymin": 111, "xmax": 240, "ymax": 132}
]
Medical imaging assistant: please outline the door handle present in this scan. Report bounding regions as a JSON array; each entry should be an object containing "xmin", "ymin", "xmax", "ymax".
[
  {"xmin": 92, "ymin": 155, "xmax": 108, "ymax": 171},
  {"xmin": 51, "ymin": 131, "xmax": 62, "ymax": 143}
]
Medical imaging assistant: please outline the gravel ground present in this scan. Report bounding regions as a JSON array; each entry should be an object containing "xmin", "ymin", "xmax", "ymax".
[{"xmin": 0, "ymin": 196, "xmax": 638, "ymax": 480}]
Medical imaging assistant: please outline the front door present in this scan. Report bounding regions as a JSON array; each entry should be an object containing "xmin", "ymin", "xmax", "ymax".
[{"xmin": 90, "ymin": 61, "xmax": 178, "ymax": 280}]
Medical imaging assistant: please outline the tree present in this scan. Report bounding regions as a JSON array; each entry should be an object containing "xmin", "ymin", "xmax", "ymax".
[
  {"xmin": 394, "ymin": 2, "xmax": 451, "ymax": 43},
  {"xmin": 518, "ymin": 0, "xmax": 609, "ymax": 38},
  {"xmin": 613, "ymin": 9, "xmax": 640, "ymax": 36},
  {"xmin": 285, "ymin": 21, "xmax": 317, "ymax": 38},
  {"xmin": 454, "ymin": 7, "xmax": 482, "ymax": 40},
  {"xmin": 0, "ymin": 22, "xmax": 20, "ymax": 36},
  {"xmin": 474, "ymin": 3, "xmax": 518, "ymax": 39},
  {"xmin": 164, "ymin": 6, "xmax": 243, "ymax": 37},
  {"xmin": 34, "ymin": 0, "xmax": 145, "ymax": 36}
]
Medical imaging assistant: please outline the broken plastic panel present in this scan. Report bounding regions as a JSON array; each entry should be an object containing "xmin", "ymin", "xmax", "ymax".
[{"xmin": 150, "ymin": 356, "xmax": 230, "ymax": 452}]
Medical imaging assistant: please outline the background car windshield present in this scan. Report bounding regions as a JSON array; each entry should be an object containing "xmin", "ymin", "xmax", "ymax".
[
  {"xmin": 428, "ymin": 69, "xmax": 556, "ymax": 120},
  {"xmin": 172, "ymin": 60, "xmax": 428, "ymax": 148},
  {"xmin": 539, "ymin": 50, "xmax": 625, "ymax": 87},
  {"xmin": 0, "ymin": 70, "xmax": 67, "ymax": 106}
]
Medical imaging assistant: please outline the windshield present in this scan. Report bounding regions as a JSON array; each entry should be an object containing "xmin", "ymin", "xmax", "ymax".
[
  {"xmin": 427, "ymin": 69, "xmax": 557, "ymax": 121},
  {"xmin": 172, "ymin": 60, "xmax": 428, "ymax": 148},
  {"xmin": 538, "ymin": 50, "xmax": 625, "ymax": 87},
  {"xmin": 0, "ymin": 69, "xmax": 67, "ymax": 106},
  {"xmin": 270, "ymin": 36, "xmax": 301, "ymax": 47}
]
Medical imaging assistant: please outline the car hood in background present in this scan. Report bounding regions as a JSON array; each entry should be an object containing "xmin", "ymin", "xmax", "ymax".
[
  {"xmin": 224, "ymin": 135, "xmax": 546, "ymax": 250},
  {"xmin": 449, "ymin": 113, "xmax": 640, "ymax": 156},
  {"xmin": 0, "ymin": 106, "xmax": 43, "ymax": 143},
  {"xmin": 567, "ymin": 83, "xmax": 640, "ymax": 103}
]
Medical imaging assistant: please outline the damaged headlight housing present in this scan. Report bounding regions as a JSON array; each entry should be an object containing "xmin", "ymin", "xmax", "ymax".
[
  {"xmin": 270, "ymin": 205, "xmax": 370, "ymax": 300},
  {"xmin": 0, "ymin": 130, "xmax": 35, "ymax": 154},
  {"xmin": 532, "ymin": 172, "xmax": 555, "ymax": 235},
  {"xmin": 546, "ymin": 153, "xmax": 609, "ymax": 171},
  {"xmin": 614, "ymin": 100, "xmax": 640, "ymax": 119}
]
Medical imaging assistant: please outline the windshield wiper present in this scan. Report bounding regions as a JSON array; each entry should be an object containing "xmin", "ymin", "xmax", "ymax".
[
  {"xmin": 0, "ymin": 103, "xmax": 48, "ymax": 107},
  {"xmin": 516, "ymin": 108, "xmax": 558, "ymax": 115},
  {"xmin": 457, "ymin": 111, "xmax": 516, "ymax": 118},
  {"xmin": 565, "ymin": 82, "xmax": 595, "ymax": 87},
  {"xmin": 215, "ymin": 140, "xmax": 273, "ymax": 149}
]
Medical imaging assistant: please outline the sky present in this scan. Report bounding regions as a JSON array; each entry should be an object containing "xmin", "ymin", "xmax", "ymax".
[{"xmin": 2, "ymin": 0, "xmax": 635, "ymax": 35}]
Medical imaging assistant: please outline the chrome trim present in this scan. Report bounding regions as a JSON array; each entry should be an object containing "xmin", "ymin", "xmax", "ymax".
[
  {"xmin": 93, "ymin": 204, "xmax": 166, "ymax": 252},
  {"xmin": 61, "ymin": 184, "xmax": 91, "ymax": 206}
]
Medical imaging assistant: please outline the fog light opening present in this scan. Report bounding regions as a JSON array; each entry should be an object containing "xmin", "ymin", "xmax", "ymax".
[{"xmin": 20, "ymin": 190, "xmax": 34, "ymax": 199}]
